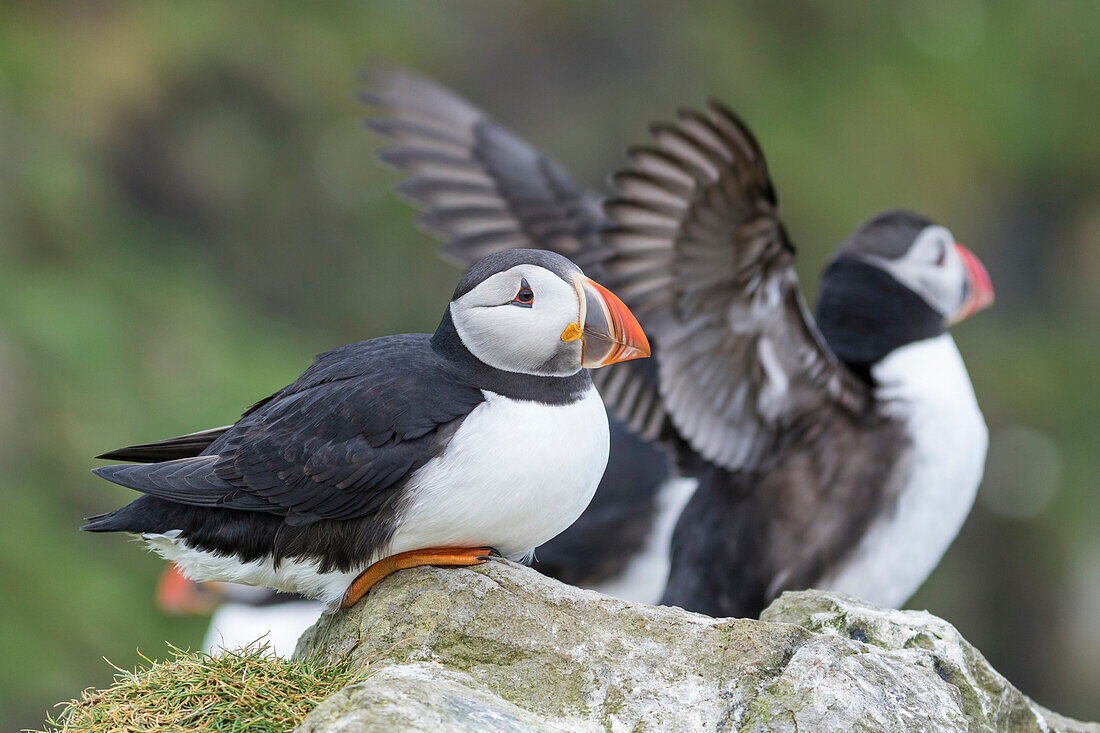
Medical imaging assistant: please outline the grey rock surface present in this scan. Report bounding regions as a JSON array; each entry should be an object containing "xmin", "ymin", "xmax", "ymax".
[{"xmin": 295, "ymin": 559, "xmax": 1098, "ymax": 733}]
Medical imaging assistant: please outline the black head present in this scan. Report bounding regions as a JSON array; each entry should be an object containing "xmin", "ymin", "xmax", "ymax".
[
  {"xmin": 816, "ymin": 210, "xmax": 994, "ymax": 377},
  {"xmin": 835, "ymin": 209, "xmax": 934, "ymax": 260},
  {"xmin": 451, "ymin": 249, "xmax": 583, "ymax": 300}
]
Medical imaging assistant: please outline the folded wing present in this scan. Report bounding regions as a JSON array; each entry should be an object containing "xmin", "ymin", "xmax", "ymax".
[{"xmin": 92, "ymin": 337, "xmax": 484, "ymax": 526}]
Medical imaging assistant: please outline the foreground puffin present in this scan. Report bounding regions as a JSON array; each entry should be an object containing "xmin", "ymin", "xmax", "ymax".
[
  {"xmin": 84, "ymin": 249, "xmax": 650, "ymax": 609},
  {"xmin": 149, "ymin": 411, "xmax": 673, "ymax": 658},
  {"xmin": 364, "ymin": 68, "xmax": 994, "ymax": 616}
]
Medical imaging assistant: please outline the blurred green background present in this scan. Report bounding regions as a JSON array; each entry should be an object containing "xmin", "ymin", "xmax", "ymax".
[{"xmin": 2, "ymin": 1, "xmax": 1098, "ymax": 728}]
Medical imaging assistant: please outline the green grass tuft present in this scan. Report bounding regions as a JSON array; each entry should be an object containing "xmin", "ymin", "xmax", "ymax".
[{"xmin": 35, "ymin": 641, "xmax": 363, "ymax": 733}]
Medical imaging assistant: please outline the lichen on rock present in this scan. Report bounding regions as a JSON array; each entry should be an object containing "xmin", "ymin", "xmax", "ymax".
[{"xmin": 294, "ymin": 559, "xmax": 1099, "ymax": 733}]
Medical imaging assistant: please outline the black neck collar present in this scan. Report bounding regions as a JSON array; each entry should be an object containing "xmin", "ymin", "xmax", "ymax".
[
  {"xmin": 430, "ymin": 309, "xmax": 592, "ymax": 405},
  {"xmin": 815, "ymin": 258, "xmax": 945, "ymax": 382}
]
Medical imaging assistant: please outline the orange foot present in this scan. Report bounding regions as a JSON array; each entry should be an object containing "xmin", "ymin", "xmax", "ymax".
[{"xmin": 341, "ymin": 546, "xmax": 496, "ymax": 609}]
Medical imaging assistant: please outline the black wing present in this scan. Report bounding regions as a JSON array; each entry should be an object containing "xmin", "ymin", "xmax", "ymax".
[
  {"xmin": 361, "ymin": 66, "xmax": 669, "ymax": 442},
  {"xmin": 96, "ymin": 426, "xmax": 231, "ymax": 462},
  {"xmin": 602, "ymin": 101, "xmax": 870, "ymax": 471},
  {"xmin": 93, "ymin": 335, "xmax": 484, "ymax": 526}
]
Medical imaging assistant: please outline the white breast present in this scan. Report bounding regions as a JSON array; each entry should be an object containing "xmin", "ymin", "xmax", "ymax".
[
  {"xmin": 817, "ymin": 334, "xmax": 988, "ymax": 607},
  {"xmin": 390, "ymin": 385, "xmax": 610, "ymax": 561}
]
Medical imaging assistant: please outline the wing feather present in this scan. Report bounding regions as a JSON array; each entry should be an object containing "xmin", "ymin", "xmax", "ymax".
[
  {"xmin": 602, "ymin": 101, "xmax": 870, "ymax": 472},
  {"xmin": 95, "ymin": 426, "xmax": 231, "ymax": 462},
  {"xmin": 93, "ymin": 337, "xmax": 484, "ymax": 525}
]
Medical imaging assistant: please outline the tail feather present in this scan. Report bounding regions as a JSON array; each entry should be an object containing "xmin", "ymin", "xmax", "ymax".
[
  {"xmin": 80, "ymin": 510, "xmax": 121, "ymax": 532},
  {"xmin": 81, "ymin": 496, "xmax": 171, "ymax": 533},
  {"xmin": 81, "ymin": 495, "xmax": 207, "ymax": 534}
]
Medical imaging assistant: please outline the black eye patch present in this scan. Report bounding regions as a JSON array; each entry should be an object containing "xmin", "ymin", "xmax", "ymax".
[{"xmin": 512, "ymin": 277, "xmax": 534, "ymax": 308}]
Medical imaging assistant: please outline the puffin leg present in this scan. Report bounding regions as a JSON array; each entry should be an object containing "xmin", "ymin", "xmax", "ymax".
[{"xmin": 341, "ymin": 546, "xmax": 495, "ymax": 608}]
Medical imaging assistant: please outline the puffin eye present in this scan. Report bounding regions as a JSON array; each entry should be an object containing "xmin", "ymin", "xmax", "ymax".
[
  {"xmin": 512, "ymin": 277, "xmax": 534, "ymax": 308},
  {"xmin": 935, "ymin": 242, "xmax": 947, "ymax": 267}
]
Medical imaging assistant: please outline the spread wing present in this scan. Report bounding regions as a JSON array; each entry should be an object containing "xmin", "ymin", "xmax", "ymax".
[
  {"xmin": 361, "ymin": 66, "xmax": 606, "ymax": 271},
  {"xmin": 93, "ymin": 336, "xmax": 484, "ymax": 526},
  {"xmin": 361, "ymin": 66, "xmax": 669, "ymax": 441},
  {"xmin": 601, "ymin": 100, "xmax": 870, "ymax": 472}
]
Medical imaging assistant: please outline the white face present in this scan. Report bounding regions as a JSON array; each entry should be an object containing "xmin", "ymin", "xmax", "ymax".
[
  {"xmin": 859, "ymin": 225, "xmax": 968, "ymax": 318},
  {"xmin": 449, "ymin": 264, "xmax": 584, "ymax": 377}
]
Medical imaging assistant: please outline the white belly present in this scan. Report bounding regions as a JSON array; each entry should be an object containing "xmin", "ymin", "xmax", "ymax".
[
  {"xmin": 391, "ymin": 386, "xmax": 610, "ymax": 560},
  {"xmin": 818, "ymin": 334, "xmax": 988, "ymax": 607},
  {"xmin": 142, "ymin": 533, "xmax": 364, "ymax": 609}
]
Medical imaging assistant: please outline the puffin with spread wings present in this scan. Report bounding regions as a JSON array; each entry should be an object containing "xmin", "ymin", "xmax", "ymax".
[
  {"xmin": 85, "ymin": 249, "xmax": 650, "ymax": 609},
  {"xmin": 364, "ymin": 68, "xmax": 993, "ymax": 617}
]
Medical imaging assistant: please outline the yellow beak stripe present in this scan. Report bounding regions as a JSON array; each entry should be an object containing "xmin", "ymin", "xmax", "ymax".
[{"xmin": 560, "ymin": 322, "xmax": 583, "ymax": 342}]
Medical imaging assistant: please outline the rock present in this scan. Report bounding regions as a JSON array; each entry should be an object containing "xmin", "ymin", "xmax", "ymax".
[
  {"xmin": 298, "ymin": 664, "xmax": 567, "ymax": 733},
  {"xmin": 295, "ymin": 560, "xmax": 1098, "ymax": 733}
]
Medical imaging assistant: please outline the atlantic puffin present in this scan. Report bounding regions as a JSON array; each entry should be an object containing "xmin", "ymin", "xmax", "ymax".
[
  {"xmin": 152, "ymin": 411, "xmax": 673, "ymax": 657},
  {"xmin": 84, "ymin": 249, "xmax": 650, "ymax": 609},
  {"xmin": 362, "ymin": 68, "xmax": 994, "ymax": 617}
]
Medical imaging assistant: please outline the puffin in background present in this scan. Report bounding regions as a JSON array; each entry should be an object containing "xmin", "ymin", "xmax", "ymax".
[
  {"xmin": 155, "ymin": 565, "xmax": 321, "ymax": 657},
  {"xmin": 85, "ymin": 249, "xmax": 650, "ymax": 609},
  {"xmin": 363, "ymin": 67, "xmax": 993, "ymax": 617}
]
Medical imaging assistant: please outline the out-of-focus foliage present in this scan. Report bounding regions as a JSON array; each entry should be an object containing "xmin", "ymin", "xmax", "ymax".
[{"xmin": 0, "ymin": 1, "xmax": 1097, "ymax": 728}]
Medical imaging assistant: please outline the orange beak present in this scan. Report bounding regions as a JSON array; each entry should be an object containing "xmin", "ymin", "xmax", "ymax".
[
  {"xmin": 950, "ymin": 243, "xmax": 995, "ymax": 324},
  {"xmin": 563, "ymin": 275, "xmax": 651, "ymax": 368}
]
